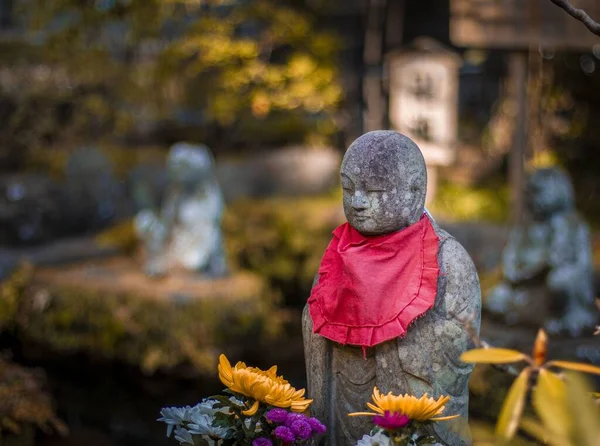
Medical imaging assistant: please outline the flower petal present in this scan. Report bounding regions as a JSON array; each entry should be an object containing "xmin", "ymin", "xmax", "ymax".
[
  {"xmin": 431, "ymin": 414, "xmax": 460, "ymax": 421},
  {"xmin": 242, "ymin": 400, "xmax": 260, "ymax": 416},
  {"xmin": 348, "ymin": 412, "xmax": 378, "ymax": 417}
]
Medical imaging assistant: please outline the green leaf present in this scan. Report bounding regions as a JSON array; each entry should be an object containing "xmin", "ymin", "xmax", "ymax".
[
  {"xmin": 532, "ymin": 369, "xmax": 570, "ymax": 439},
  {"xmin": 460, "ymin": 348, "xmax": 527, "ymax": 364},
  {"xmin": 495, "ymin": 367, "xmax": 531, "ymax": 441}
]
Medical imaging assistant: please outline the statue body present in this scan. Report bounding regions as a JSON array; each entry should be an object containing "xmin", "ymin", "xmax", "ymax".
[
  {"xmin": 134, "ymin": 143, "xmax": 228, "ymax": 278},
  {"xmin": 302, "ymin": 131, "xmax": 481, "ymax": 445},
  {"xmin": 485, "ymin": 167, "xmax": 596, "ymax": 336}
]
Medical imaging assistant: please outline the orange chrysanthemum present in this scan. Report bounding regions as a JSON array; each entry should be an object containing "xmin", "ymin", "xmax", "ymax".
[
  {"xmin": 218, "ymin": 354, "xmax": 312, "ymax": 416},
  {"xmin": 349, "ymin": 387, "xmax": 459, "ymax": 422}
]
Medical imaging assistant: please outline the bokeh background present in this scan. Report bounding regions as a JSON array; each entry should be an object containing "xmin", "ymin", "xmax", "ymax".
[{"xmin": 0, "ymin": 0, "xmax": 600, "ymax": 445}]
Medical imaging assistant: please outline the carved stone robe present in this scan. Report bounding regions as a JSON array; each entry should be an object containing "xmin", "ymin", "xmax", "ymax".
[{"xmin": 302, "ymin": 220, "xmax": 481, "ymax": 445}]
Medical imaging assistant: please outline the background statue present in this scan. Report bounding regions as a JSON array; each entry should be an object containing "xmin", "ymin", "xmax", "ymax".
[
  {"xmin": 134, "ymin": 143, "xmax": 228, "ymax": 278},
  {"xmin": 302, "ymin": 131, "xmax": 481, "ymax": 445},
  {"xmin": 485, "ymin": 167, "xmax": 596, "ymax": 336}
]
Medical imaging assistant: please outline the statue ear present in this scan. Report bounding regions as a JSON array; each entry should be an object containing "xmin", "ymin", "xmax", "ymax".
[{"xmin": 409, "ymin": 182, "xmax": 426, "ymax": 217}]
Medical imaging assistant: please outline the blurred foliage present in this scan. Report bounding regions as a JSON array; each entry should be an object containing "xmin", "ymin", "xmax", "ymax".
[
  {"xmin": 222, "ymin": 196, "xmax": 343, "ymax": 306},
  {"xmin": 526, "ymin": 54, "xmax": 600, "ymax": 228},
  {"xmin": 24, "ymin": 144, "xmax": 166, "ymax": 180},
  {"xmin": 0, "ymin": 264, "xmax": 280, "ymax": 376},
  {"xmin": 0, "ymin": 355, "xmax": 67, "ymax": 442},
  {"xmin": 429, "ymin": 180, "xmax": 510, "ymax": 223},
  {"xmin": 96, "ymin": 218, "xmax": 138, "ymax": 254},
  {"xmin": 0, "ymin": 263, "xmax": 32, "ymax": 331},
  {"xmin": 461, "ymin": 329, "xmax": 600, "ymax": 444},
  {"xmin": 0, "ymin": 0, "xmax": 343, "ymax": 170}
]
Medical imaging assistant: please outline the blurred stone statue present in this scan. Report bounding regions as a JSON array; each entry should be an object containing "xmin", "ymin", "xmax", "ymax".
[
  {"xmin": 134, "ymin": 143, "xmax": 228, "ymax": 278},
  {"xmin": 485, "ymin": 167, "xmax": 596, "ymax": 336},
  {"xmin": 302, "ymin": 131, "xmax": 481, "ymax": 445}
]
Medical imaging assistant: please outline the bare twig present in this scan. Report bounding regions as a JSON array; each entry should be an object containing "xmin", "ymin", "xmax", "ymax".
[{"xmin": 549, "ymin": 0, "xmax": 600, "ymax": 36}]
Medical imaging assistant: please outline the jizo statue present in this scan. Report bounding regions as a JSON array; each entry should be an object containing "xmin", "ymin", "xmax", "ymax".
[
  {"xmin": 302, "ymin": 131, "xmax": 481, "ymax": 445},
  {"xmin": 485, "ymin": 167, "xmax": 596, "ymax": 336},
  {"xmin": 134, "ymin": 143, "xmax": 228, "ymax": 278}
]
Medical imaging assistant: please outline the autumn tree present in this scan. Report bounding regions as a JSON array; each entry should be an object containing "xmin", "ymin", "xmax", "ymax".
[{"xmin": 1, "ymin": 0, "xmax": 342, "ymax": 168}]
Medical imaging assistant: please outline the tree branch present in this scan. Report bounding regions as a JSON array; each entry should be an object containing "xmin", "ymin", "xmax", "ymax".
[{"xmin": 549, "ymin": 0, "xmax": 600, "ymax": 36}]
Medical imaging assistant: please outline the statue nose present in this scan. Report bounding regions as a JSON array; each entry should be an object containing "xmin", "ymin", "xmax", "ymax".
[{"xmin": 351, "ymin": 193, "xmax": 369, "ymax": 211}]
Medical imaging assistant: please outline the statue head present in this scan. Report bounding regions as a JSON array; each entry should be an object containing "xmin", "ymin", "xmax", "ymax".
[
  {"xmin": 167, "ymin": 143, "xmax": 215, "ymax": 187},
  {"xmin": 526, "ymin": 167, "xmax": 575, "ymax": 221},
  {"xmin": 340, "ymin": 131, "xmax": 427, "ymax": 236}
]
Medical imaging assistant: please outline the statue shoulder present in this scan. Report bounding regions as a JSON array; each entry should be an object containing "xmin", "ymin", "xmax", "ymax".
[{"xmin": 435, "ymin": 230, "xmax": 481, "ymax": 319}]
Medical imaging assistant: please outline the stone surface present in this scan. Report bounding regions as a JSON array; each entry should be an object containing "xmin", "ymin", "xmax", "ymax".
[
  {"xmin": 485, "ymin": 167, "xmax": 597, "ymax": 336},
  {"xmin": 302, "ymin": 131, "xmax": 481, "ymax": 445},
  {"xmin": 134, "ymin": 143, "xmax": 227, "ymax": 277}
]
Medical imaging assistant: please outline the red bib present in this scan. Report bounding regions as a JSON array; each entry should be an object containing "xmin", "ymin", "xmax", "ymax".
[{"xmin": 308, "ymin": 214, "xmax": 440, "ymax": 347}]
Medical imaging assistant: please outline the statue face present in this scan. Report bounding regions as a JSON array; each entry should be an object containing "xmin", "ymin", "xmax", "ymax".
[
  {"xmin": 341, "ymin": 153, "xmax": 413, "ymax": 236},
  {"xmin": 525, "ymin": 168, "xmax": 574, "ymax": 220},
  {"xmin": 167, "ymin": 144, "xmax": 214, "ymax": 187},
  {"xmin": 340, "ymin": 131, "xmax": 427, "ymax": 236}
]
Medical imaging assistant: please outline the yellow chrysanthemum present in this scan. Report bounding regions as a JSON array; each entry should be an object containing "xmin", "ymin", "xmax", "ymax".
[
  {"xmin": 218, "ymin": 354, "xmax": 312, "ymax": 416},
  {"xmin": 348, "ymin": 387, "xmax": 459, "ymax": 422}
]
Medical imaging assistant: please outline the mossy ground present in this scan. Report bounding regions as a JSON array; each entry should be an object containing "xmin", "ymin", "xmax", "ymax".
[{"xmin": 1, "ymin": 262, "xmax": 279, "ymax": 376}]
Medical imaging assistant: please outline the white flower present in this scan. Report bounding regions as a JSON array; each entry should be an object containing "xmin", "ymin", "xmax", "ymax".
[
  {"xmin": 173, "ymin": 426, "xmax": 195, "ymax": 445},
  {"xmin": 356, "ymin": 432, "xmax": 392, "ymax": 446},
  {"xmin": 192, "ymin": 398, "xmax": 229, "ymax": 416},
  {"xmin": 188, "ymin": 411, "xmax": 230, "ymax": 438},
  {"xmin": 158, "ymin": 406, "xmax": 193, "ymax": 437},
  {"xmin": 244, "ymin": 418, "xmax": 263, "ymax": 433}
]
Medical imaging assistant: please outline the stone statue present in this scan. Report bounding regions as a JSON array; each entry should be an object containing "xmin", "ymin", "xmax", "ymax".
[
  {"xmin": 485, "ymin": 167, "xmax": 596, "ymax": 336},
  {"xmin": 134, "ymin": 143, "xmax": 228, "ymax": 278},
  {"xmin": 302, "ymin": 131, "xmax": 481, "ymax": 445}
]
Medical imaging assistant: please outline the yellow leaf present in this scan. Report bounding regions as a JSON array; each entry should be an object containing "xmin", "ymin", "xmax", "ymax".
[
  {"xmin": 460, "ymin": 348, "xmax": 526, "ymax": 364},
  {"xmin": 532, "ymin": 369, "xmax": 570, "ymax": 439},
  {"xmin": 496, "ymin": 367, "xmax": 531, "ymax": 440},
  {"xmin": 565, "ymin": 372, "xmax": 600, "ymax": 446},
  {"xmin": 532, "ymin": 329, "xmax": 548, "ymax": 367},
  {"xmin": 547, "ymin": 360, "xmax": 600, "ymax": 376},
  {"xmin": 520, "ymin": 417, "xmax": 570, "ymax": 446}
]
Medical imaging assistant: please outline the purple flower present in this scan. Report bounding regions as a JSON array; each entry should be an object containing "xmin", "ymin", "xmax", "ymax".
[
  {"xmin": 273, "ymin": 425, "xmax": 295, "ymax": 443},
  {"xmin": 307, "ymin": 417, "xmax": 327, "ymax": 434},
  {"xmin": 252, "ymin": 438, "xmax": 273, "ymax": 446},
  {"xmin": 373, "ymin": 411, "xmax": 410, "ymax": 430},
  {"xmin": 265, "ymin": 408, "xmax": 289, "ymax": 424},
  {"xmin": 290, "ymin": 419, "xmax": 313, "ymax": 440},
  {"xmin": 284, "ymin": 412, "xmax": 306, "ymax": 427}
]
